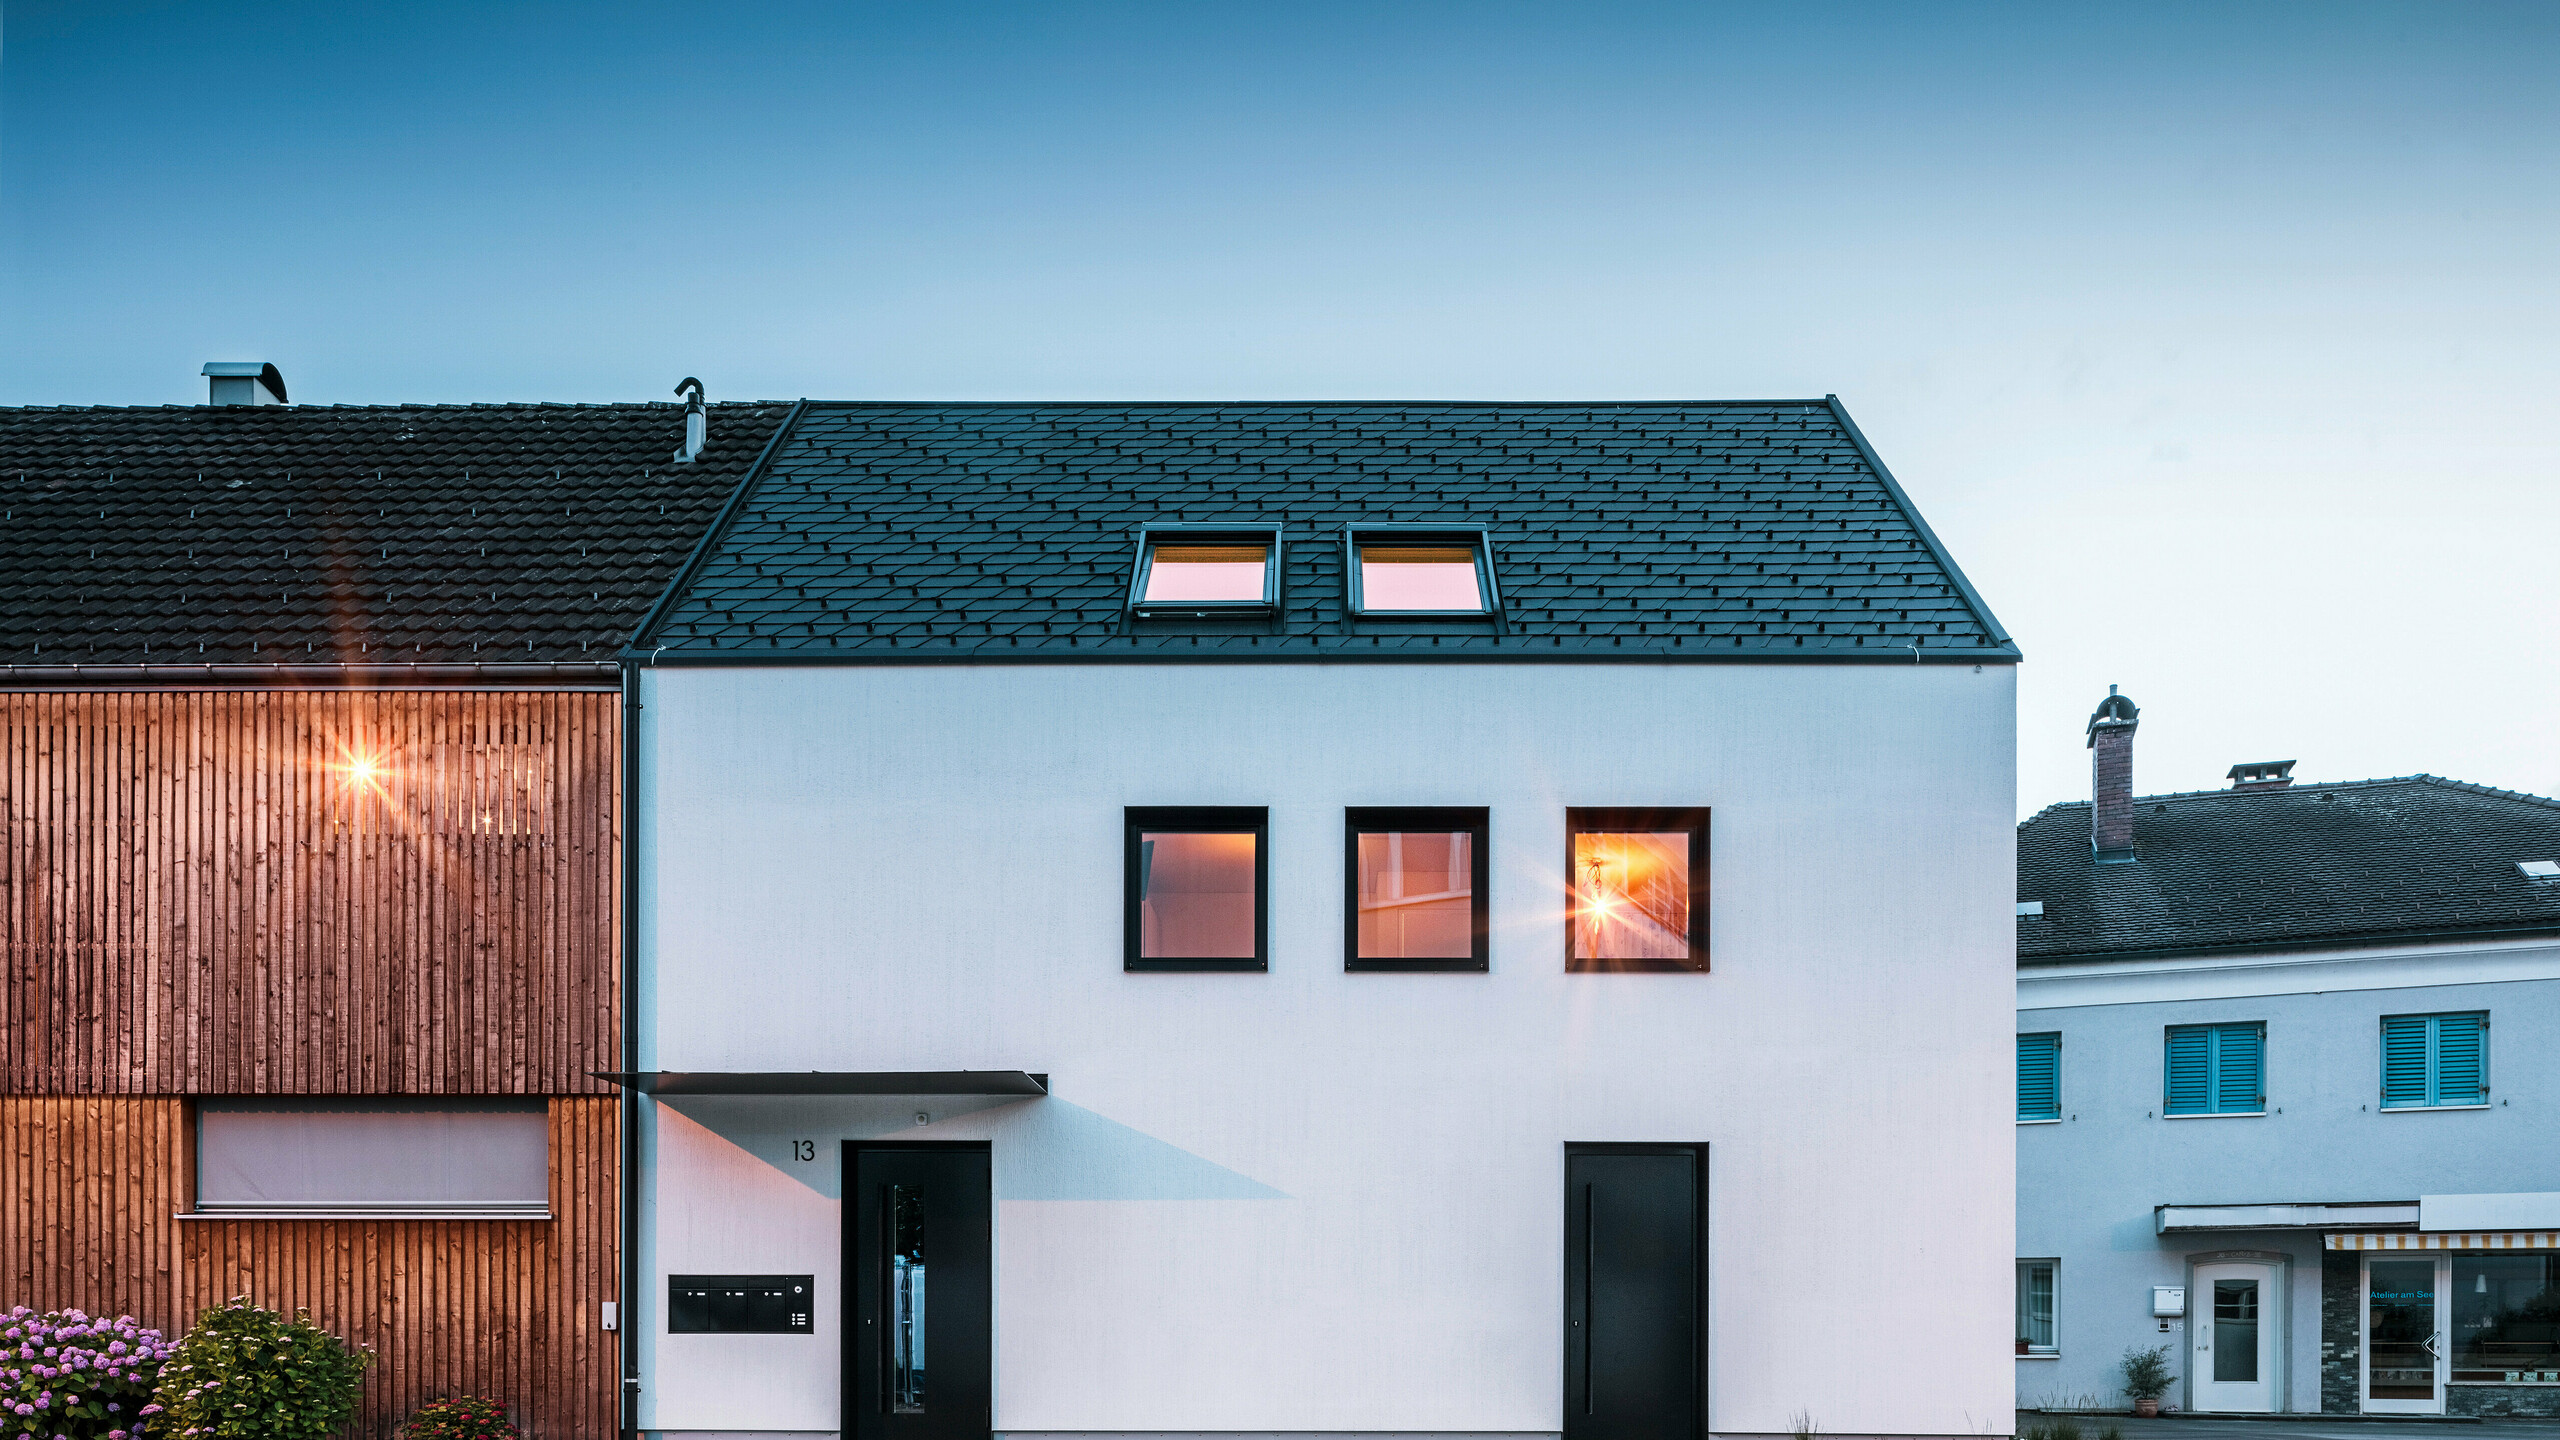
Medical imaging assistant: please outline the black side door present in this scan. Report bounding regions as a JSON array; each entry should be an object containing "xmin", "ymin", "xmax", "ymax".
[
  {"xmin": 1564, "ymin": 1145, "xmax": 1705, "ymax": 1440},
  {"xmin": 848, "ymin": 1143, "xmax": 993, "ymax": 1440}
]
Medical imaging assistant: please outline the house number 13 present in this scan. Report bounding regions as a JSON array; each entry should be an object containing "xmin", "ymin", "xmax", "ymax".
[{"xmin": 791, "ymin": 1140, "xmax": 815, "ymax": 1162}]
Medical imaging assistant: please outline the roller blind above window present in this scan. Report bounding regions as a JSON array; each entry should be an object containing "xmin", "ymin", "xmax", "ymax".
[{"xmin": 195, "ymin": 1100, "xmax": 549, "ymax": 1217}]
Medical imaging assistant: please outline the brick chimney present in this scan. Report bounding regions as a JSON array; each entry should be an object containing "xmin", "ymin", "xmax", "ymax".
[{"xmin": 2087, "ymin": 686, "xmax": 2139, "ymax": 863}]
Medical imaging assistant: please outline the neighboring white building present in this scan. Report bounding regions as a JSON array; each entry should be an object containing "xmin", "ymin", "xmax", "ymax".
[
  {"xmin": 2016, "ymin": 693, "xmax": 2560, "ymax": 1417},
  {"xmin": 620, "ymin": 400, "xmax": 2020, "ymax": 1440}
]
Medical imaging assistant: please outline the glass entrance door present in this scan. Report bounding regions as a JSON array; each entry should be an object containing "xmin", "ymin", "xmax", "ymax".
[
  {"xmin": 2364, "ymin": 1255, "xmax": 2448, "ymax": 1414},
  {"xmin": 2190, "ymin": 1263, "xmax": 2275, "ymax": 1412}
]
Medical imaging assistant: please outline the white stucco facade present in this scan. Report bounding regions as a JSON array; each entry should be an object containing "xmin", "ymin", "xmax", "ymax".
[{"xmin": 633, "ymin": 660, "xmax": 2016, "ymax": 1439}]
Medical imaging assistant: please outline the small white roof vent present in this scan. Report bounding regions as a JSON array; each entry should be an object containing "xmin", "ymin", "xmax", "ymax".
[
  {"xmin": 2519, "ymin": 861, "xmax": 2560, "ymax": 880},
  {"xmin": 203, "ymin": 362, "xmax": 286, "ymax": 406},
  {"xmin": 2016, "ymin": 901, "xmax": 2045, "ymax": 917}
]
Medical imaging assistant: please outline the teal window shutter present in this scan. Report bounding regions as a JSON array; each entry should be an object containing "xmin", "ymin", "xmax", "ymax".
[
  {"xmin": 2167, "ymin": 1023, "xmax": 2263, "ymax": 1115},
  {"xmin": 2383, "ymin": 1012, "xmax": 2486, "ymax": 1108},
  {"xmin": 2380, "ymin": 1016, "xmax": 2431, "ymax": 1108},
  {"xmin": 2213, "ymin": 1024, "xmax": 2263, "ymax": 1113},
  {"xmin": 2435, "ymin": 1014, "xmax": 2485, "ymax": 1105},
  {"xmin": 2165, "ymin": 1027, "xmax": 2210, "ymax": 1114},
  {"xmin": 2018, "ymin": 1034, "xmax": 2061, "ymax": 1121}
]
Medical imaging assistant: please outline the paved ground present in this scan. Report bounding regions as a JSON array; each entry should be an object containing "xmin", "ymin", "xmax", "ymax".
[{"xmin": 2018, "ymin": 1415, "xmax": 2560, "ymax": 1440}]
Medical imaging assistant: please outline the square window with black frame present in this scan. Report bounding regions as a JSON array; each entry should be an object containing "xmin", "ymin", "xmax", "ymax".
[
  {"xmin": 1346, "ymin": 807, "xmax": 1489, "ymax": 972},
  {"xmin": 1565, "ymin": 808, "xmax": 1709, "ymax": 972},
  {"xmin": 1126, "ymin": 807, "xmax": 1268, "ymax": 971}
]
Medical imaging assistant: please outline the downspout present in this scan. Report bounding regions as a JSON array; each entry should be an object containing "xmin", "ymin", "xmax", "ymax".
[{"xmin": 619, "ymin": 654, "xmax": 643, "ymax": 1440}]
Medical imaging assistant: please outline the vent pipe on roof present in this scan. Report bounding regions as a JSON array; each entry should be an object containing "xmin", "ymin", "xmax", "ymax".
[
  {"xmin": 671, "ymin": 377, "xmax": 706, "ymax": 463},
  {"xmin": 2227, "ymin": 760, "xmax": 2297, "ymax": 792},
  {"xmin": 203, "ymin": 362, "xmax": 286, "ymax": 406},
  {"xmin": 2087, "ymin": 685, "xmax": 2140, "ymax": 864}
]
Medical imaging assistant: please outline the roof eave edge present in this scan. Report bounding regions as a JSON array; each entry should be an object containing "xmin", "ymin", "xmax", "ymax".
[
  {"xmin": 0, "ymin": 661, "xmax": 622, "ymax": 691},
  {"xmin": 1824, "ymin": 395, "xmax": 2018, "ymax": 656},
  {"xmin": 614, "ymin": 645, "xmax": 2025, "ymax": 668},
  {"xmin": 626, "ymin": 397, "xmax": 811, "ymax": 657},
  {"xmin": 2019, "ymin": 922, "xmax": 2560, "ymax": 969}
]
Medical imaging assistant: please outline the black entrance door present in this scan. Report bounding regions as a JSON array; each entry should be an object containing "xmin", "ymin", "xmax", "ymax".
[
  {"xmin": 848, "ymin": 1144, "xmax": 992, "ymax": 1440},
  {"xmin": 1564, "ymin": 1145, "xmax": 1705, "ymax": 1440}
]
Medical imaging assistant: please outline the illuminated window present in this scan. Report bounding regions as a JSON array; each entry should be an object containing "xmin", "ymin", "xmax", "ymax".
[
  {"xmin": 1345, "ymin": 527, "xmax": 1497, "ymax": 615},
  {"xmin": 1126, "ymin": 807, "xmax": 1267, "ymax": 971},
  {"xmin": 1346, "ymin": 807, "xmax": 1489, "ymax": 972},
  {"xmin": 1127, "ymin": 525, "xmax": 1282, "ymax": 617},
  {"xmin": 1566, "ymin": 808, "xmax": 1709, "ymax": 972}
]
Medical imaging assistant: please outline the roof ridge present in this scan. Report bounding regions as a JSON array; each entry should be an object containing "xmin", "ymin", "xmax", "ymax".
[
  {"xmin": 2019, "ymin": 772, "xmax": 2560, "ymax": 828},
  {"xmin": 0, "ymin": 401, "xmax": 793, "ymax": 415},
  {"xmin": 787, "ymin": 398, "xmax": 1839, "ymax": 410}
]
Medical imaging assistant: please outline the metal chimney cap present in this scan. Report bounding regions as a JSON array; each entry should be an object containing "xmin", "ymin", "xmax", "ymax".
[{"xmin": 201, "ymin": 362, "xmax": 287, "ymax": 404}]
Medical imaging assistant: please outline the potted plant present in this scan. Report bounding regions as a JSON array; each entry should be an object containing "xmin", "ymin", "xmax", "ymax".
[
  {"xmin": 2121, "ymin": 1342, "xmax": 2174, "ymax": 1417},
  {"xmin": 2016, "ymin": 1336, "xmax": 2031, "ymax": 1355}
]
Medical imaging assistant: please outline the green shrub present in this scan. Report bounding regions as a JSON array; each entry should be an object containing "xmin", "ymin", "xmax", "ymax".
[
  {"xmin": 0, "ymin": 1305, "xmax": 175, "ymax": 1439},
  {"xmin": 401, "ymin": 1397, "xmax": 520, "ymax": 1440},
  {"xmin": 2119, "ymin": 1341, "xmax": 2175, "ymax": 1401},
  {"xmin": 151, "ymin": 1297, "xmax": 372, "ymax": 1440}
]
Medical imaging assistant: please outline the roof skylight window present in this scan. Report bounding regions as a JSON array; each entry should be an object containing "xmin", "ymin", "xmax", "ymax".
[
  {"xmin": 2519, "ymin": 860, "xmax": 2560, "ymax": 880},
  {"xmin": 1127, "ymin": 524, "xmax": 1282, "ymax": 618},
  {"xmin": 1344, "ymin": 526, "xmax": 1499, "ymax": 617}
]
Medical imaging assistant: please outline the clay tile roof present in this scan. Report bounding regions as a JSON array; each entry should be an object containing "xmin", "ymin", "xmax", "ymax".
[
  {"xmin": 0, "ymin": 401, "xmax": 791, "ymax": 666},
  {"xmin": 2017, "ymin": 776, "xmax": 2560, "ymax": 962}
]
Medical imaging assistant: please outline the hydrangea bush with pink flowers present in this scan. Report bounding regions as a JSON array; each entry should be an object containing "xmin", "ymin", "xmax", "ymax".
[
  {"xmin": 151, "ymin": 1298, "xmax": 370, "ymax": 1440},
  {"xmin": 0, "ymin": 1306, "xmax": 174, "ymax": 1440}
]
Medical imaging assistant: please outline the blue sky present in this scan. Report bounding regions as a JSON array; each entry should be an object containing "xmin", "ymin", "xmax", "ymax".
[{"xmin": 8, "ymin": 1, "xmax": 2557, "ymax": 813}]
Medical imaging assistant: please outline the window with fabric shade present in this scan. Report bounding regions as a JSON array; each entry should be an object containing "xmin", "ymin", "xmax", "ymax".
[
  {"xmin": 195, "ymin": 1099, "xmax": 549, "ymax": 1216},
  {"xmin": 2017, "ymin": 1033, "xmax": 2061, "ymax": 1122},
  {"xmin": 2016, "ymin": 1260, "xmax": 2057, "ymax": 1354},
  {"xmin": 2380, "ymin": 1012, "xmax": 2488, "ymax": 1109},
  {"xmin": 2164, "ymin": 1022, "xmax": 2264, "ymax": 1116}
]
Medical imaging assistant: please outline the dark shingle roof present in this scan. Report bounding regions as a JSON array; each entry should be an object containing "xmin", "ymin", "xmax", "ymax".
[
  {"xmin": 0, "ymin": 401, "xmax": 791, "ymax": 666},
  {"xmin": 637, "ymin": 399, "xmax": 2016, "ymax": 662},
  {"xmin": 2017, "ymin": 776, "xmax": 2560, "ymax": 963}
]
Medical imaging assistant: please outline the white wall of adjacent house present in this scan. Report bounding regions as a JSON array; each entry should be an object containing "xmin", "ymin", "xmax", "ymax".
[{"xmin": 633, "ymin": 661, "xmax": 2017, "ymax": 1438}]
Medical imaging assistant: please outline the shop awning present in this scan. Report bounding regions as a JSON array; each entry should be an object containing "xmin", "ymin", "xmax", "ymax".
[
  {"xmin": 2156, "ymin": 1201, "xmax": 2416, "ymax": 1233},
  {"xmin": 2328, "ymin": 1230, "xmax": 2560, "ymax": 1250},
  {"xmin": 594, "ymin": 1071, "xmax": 1049, "ymax": 1097}
]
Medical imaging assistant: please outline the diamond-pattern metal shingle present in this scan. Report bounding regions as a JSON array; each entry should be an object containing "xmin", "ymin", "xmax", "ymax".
[
  {"xmin": 0, "ymin": 401, "xmax": 791, "ymax": 665},
  {"xmin": 641, "ymin": 399, "xmax": 2017, "ymax": 662}
]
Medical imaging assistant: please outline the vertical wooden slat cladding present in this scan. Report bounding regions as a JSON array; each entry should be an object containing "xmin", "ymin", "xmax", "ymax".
[
  {"xmin": 0, "ymin": 1096, "xmax": 620, "ymax": 1439},
  {"xmin": 0, "ymin": 690, "xmax": 618, "ymax": 1095}
]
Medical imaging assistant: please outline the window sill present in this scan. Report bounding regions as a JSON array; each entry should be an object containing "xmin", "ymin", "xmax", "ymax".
[
  {"xmin": 2015, "ymin": 1352, "xmax": 2061, "ymax": 1361},
  {"xmin": 2018, "ymin": 1117, "xmax": 2063, "ymax": 1126},
  {"xmin": 180, "ymin": 1210, "xmax": 552, "ymax": 1221},
  {"xmin": 1126, "ymin": 958, "xmax": 1265, "ymax": 973},
  {"xmin": 2163, "ymin": 1110, "xmax": 2265, "ymax": 1119},
  {"xmin": 1347, "ymin": 958, "xmax": 1487, "ymax": 973},
  {"xmin": 2380, "ymin": 1103, "xmax": 2492, "ymax": 1113}
]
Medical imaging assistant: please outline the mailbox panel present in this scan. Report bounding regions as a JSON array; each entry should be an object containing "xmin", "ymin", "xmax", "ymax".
[{"xmin": 668, "ymin": 1274, "xmax": 814, "ymax": 1334}]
